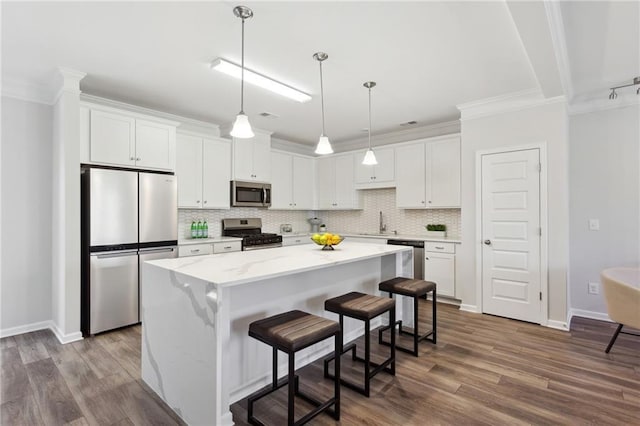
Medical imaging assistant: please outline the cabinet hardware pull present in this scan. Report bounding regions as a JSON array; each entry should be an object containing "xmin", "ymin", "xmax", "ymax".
[
  {"xmin": 191, "ymin": 249, "xmax": 200, "ymax": 253},
  {"xmin": 435, "ymin": 246, "xmax": 444, "ymax": 250},
  {"xmin": 223, "ymin": 246, "xmax": 231, "ymax": 249},
  {"xmin": 421, "ymin": 200, "xmax": 425, "ymax": 204},
  {"xmin": 197, "ymin": 200, "xmax": 200, "ymax": 203},
  {"xmin": 426, "ymin": 257, "xmax": 429, "ymax": 260},
  {"xmin": 130, "ymin": 156, "xmax": 135, "ymax": 161},
  {"xmin": 428, "ymin": 200, "xmax": 432, "ymax": 203},
  {"xmin": 136, "ymin": 157, "xmax": 141, "ymax": 161},
  {"xmin": 204, "ymin": 200, "xmax": 207, "ymax": 204}
]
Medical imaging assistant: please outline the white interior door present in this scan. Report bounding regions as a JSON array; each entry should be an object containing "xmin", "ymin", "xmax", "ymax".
[{"xmin": 481, "ymin": 148, "xmax": 541, "ymax": 323}]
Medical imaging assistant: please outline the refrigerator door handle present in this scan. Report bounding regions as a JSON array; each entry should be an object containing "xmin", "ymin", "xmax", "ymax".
[
  {"xmin": 139, "ymin": 247, "xmax": 176, "ymax": 254},
  {"xmin": 93, "ymin": 250, "xmax": 139, "ymax": 259}
]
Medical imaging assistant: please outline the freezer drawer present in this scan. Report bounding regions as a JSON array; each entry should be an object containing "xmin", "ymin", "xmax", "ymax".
[
  {"xmin": 139, "ymin": 247, "xmax": 177, "ymax": 322},
  {"xmin": 139, "ymin": 172, "xmax": 178, "ymax": 244},
  {"xmin": 90, "ymin": 250, "xmax": 139, "ymax": 334}
]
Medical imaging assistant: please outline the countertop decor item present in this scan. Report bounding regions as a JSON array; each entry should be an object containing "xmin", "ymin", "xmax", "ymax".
[
  {"xmin": 311, "ymin": 233, "xmax": 344, "ymax": 250},
  {"xmin": 308, "ymin": 217, "xmax": 322, "ymax": 233},
  {"xmin": 425, "ymin": 224, "xmax": 447, "ymax": 238}
]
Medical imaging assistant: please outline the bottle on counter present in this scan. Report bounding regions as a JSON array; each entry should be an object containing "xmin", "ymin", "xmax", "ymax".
[
  {"xmin": 191, "ymin": 221, "xmax": 197, "ymax": 239},
  {"xmin": 197, "ymin": 219, "xmax": 203, "ymax": 238},
  {"xmin": 203, "ymin": 220, "xmax": 208, "ymax": 238}
]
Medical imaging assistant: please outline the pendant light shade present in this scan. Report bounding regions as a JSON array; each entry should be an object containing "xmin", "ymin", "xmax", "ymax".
[
  {"xmin": 231, "ymin": 5, "xmax": 254, "ymax": 139},
  {"xmin": 313, "ymin": 52, "xmax": 333, "ymax": 155},
  {"xmin": 362, "ymin": 81, "xmax": 378, "ymax": 165},
  {"xmin": 230, "ymin": 113, "xmax": 254, "ymax": 138}
]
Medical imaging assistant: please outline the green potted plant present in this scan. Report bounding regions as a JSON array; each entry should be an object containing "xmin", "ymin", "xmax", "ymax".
[{"xmin": 425, "ymin": 224, "xmax": 447, "ymax": 238}]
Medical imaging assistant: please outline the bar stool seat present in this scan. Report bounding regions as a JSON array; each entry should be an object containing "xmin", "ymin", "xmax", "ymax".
[
  {"xmin": 248, "ymin": 310, "xmax": 341, "ymax": 426},
  {"xmin": 324, "ymin": 291, "xmax": 396, "ymax": 397},
  {"xmin": 378, "ymin": 277, "xmax": 437, "ymax": 356}
]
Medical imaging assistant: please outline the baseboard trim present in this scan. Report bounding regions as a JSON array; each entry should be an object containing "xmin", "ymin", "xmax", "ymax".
[
  {"xmin": 546, "ymin": 320, "xmax": 570, "ymax": 331},
  {"xmin": 568, "ymin": 309, "xmax": 612, "ymax": 325},
  {"xmin": 50, "ymin": 323, "xmax": 84, "ymax": 344},
  {"xmin": 219, "ymin": 411, "xmax": 234, "ymax": 426},
  {"xmin": 0, "ymin": 320, "xmax": 52, "ymax": 338},
  {"xmin": 459, "ymin": 304, "xmax": 479, "ymax": 313}
]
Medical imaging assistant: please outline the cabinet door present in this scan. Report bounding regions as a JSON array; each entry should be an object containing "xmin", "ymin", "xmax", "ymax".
[
  {"xmin": 135, "ymin": 119, "xmax": 176, "ymax": 170},
  {"xmin": 395, "ymin": 142, "xmax": 426, "ymax": 208},
  {"xmin": 202, "ymin": 138, "xmax": 231, "ymax": 209},
  {"xmin": 334, "ymin": 154, "xmax": 357, "ymax": 209},
  {"xmin": 424, "ymin": 252, "xmax": 455, "ymax": 297},
  {"xmin": 373, "ymin": 147, "xmax": 396, "ymax": 182},
  {"xmin": 232, "ymin": 138, "xmax": 255, "ymax": 181},
  {"xmin": 428, "ymin": 137, "xmax": 461, "ymax": 208},
  {"xmin": 176, "ymin": 135, "xmax": 203, "ymax": 208},
  {"xmin": 90, "ymin": 110, "xmax": 135, "ymax": 166},
  {"xmin": 251, "ymin": 135, "xmax": 272, "ymax": 182},
  {"xmin": 315, "ymin": 156, "xmax": 335, "ymax": 209},
  {"xmin": 292, "ymin": 156, "xmax": 314, "ymax": 209},
  {"xmin": 270, "ymin": 151, "xmax": 293, "ymax": 209},
  {"xmin": 354, "ymin": 152, "xmax": 375, "ymax": 184}
]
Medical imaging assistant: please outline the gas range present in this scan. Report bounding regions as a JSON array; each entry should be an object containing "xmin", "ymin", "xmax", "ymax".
[{"xmin": 222, "ymin": 218, "xmax": 283, "ymax": 251}]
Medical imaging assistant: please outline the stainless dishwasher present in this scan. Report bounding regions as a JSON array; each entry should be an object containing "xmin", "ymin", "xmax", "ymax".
[{"xmin": 387, "ymin": 239, "xmax": 424, "ymax": 280}]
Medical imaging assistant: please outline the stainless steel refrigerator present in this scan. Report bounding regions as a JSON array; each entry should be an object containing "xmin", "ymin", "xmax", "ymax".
[{"xmin": 81, "ymin": 166, "xmax": 178, "ymax": 335}]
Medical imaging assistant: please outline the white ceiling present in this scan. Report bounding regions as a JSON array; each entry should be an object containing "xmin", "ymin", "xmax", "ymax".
[{"xmin": 2, "ymin": 2, "xmax": 637, "ymax": 146}]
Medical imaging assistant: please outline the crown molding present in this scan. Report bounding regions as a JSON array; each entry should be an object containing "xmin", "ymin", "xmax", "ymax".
[
  {"xmin": 1, "ymin": 77, "xmax": 56, "ymax": 105},
  {"xmin": 331, "ymin": 119, "xmax": 461, "ymax": 153},
  {"xmin": 543, "ymin": 1, "xmax": 573, "ymax": 101},
  {"xmin": 568, "ymin": 94, "xmax": 640, "ymax": 116},
  {"xmin": 457, "ymin": 89, "xmax": 566, "ymax": 121},
  {"xmin": 52, "ymin": 67, "xmax": 86, "ymax": 104},
  {"xmin": 271, "ymin": 137, "xmax": 315, "ymax": 156}
]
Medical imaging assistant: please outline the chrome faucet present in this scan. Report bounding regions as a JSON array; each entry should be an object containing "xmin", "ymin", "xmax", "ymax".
[{"xmin": 379, "ymin": 211, "xmax": 387, "ymax": 234}]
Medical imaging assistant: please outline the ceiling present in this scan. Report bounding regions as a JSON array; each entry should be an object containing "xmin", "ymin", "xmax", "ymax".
[{"xmin": 2, "ymin": 2, "xmax": 638, "ymax": 147}]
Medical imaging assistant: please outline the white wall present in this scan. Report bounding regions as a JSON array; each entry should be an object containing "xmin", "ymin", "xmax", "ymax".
[
  {"xmin": 1, "ymin": 96, "xmax": 53, "ymax": 333},
  {"xmin": 459, "ymin": 100, "xmax": 570, "ymax": 323},
  {"xmin": 569, "ymin": 104, "xmax": 640, "ymax": 316}
]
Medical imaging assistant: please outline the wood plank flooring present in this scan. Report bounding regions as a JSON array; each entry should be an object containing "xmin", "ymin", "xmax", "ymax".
[{"xmin": 1, "ymin": 302, "xmax": 638, "ymax": 425}]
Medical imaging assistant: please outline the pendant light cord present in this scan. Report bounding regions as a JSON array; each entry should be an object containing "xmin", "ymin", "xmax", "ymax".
[
  {"xmin": 320, "ymin": 61, "xmax": 326, "ymax": 136},
  {"xmin": 368, "ymin": 86, "xmax": 372, "ymax": 149},
  {"xmin": 240, "ymin": 17, "xmax": 245, "ymax": 114}
]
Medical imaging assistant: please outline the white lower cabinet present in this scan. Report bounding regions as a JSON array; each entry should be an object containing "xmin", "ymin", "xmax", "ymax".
[
  {"xmin": 424, "ymin": 242, "xmax": 455, "ymax": 298},
  {"xmin": 212, "ymin": 241, "xmax": 242, "ymax": 254},
  {"xmin": 282, "ymin": 235, "xmax": 312, "ymax": 246},
  {"xmin": 178, "ymin": 243, "xmax": 213, "ymax": 258}
]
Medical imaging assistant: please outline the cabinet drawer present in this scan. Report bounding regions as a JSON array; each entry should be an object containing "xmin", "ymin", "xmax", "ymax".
[
  {"xmin": 213, "ymin": 241, "xmax": 242, "ymax": 253},
  {"xmin": 282, "ymin": 236, "xmax": 311, "ymax": 246},
  {"xmin": 424, "ymin": 242, "xmax": 455, "ymax": 254},
  {"xmin": 178, "ymin": 243, "xmax": 213, "ymax": 257}
]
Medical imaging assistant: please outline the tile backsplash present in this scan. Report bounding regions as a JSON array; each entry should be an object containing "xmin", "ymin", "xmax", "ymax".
[{"xmin": 179, "ymin": 188, "xmax": 460, "ymax": 239}]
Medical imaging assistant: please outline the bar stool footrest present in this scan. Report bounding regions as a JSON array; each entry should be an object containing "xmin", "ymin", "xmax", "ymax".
[{"xmin": 378, "ymin": 320, "xmax": 435, "ymax": 356}]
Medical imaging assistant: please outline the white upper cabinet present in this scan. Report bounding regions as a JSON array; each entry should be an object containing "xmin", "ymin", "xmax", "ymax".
[
  {"xmin": 87, "ymin": 106, "xmax": 177, "ymax": 171},
  {"xmin": 270, "ymin": 151, "xmax": 314, "ymax": 210},
  {"xmin": 354, "ymin": 147, "xmax": 395, "ymax": 188},
  {"xmin": 231, "ymin": 133, "xmax": 271, "ymax": 182},
  {"xmin": 395, "ymin": 135, "xmax": 460, "ymax": 208},
  {"xmin": 315, "ymin": 153, "xmax": 362, "ymax": 210},
  {"xmin": 176, "ymin": 134, "xmax": 231, "ymax": 209}
]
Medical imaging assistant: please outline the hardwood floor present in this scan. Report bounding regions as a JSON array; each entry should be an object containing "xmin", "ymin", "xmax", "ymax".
[{"xmin": 1, "ymin": 302, "xmax": 638, "ymax": 425}]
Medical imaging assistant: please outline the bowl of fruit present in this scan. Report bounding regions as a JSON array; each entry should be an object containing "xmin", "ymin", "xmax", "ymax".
[{"xmin": 311, "ymin": 233, "xmax": 344, "ymax": 250}]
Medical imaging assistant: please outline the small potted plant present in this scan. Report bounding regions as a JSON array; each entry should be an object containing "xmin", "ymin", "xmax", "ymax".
[{"xmin": 425, "ymin": 224, "xmax": 446, "ymax": 238}]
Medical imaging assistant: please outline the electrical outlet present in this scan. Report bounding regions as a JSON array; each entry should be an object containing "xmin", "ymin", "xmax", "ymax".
[
  {"xmin": 588, "ymin": 282, "xmax": 600, "ymax": 295},
  {"xmin": 589, "ymin": 219, "xmax": 600, "ymax": 231}
]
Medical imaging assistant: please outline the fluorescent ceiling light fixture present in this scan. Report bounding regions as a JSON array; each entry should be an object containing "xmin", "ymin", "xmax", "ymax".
[{"xmin": 211, "ymin": 58, "xmax": 312, "ymax": 103}]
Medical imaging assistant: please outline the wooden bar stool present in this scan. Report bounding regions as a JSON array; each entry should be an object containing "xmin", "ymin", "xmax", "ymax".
[
  {"xmin": 248, "ymin": 310, "xmax": 341, "ymax": 426},
  {"xmin": 378, "ymin": 277, "xmax": 437, "ymax": 356},
  {"xmin": 323, "ymin": 292, "xmax": 396, "ymax": 397}
]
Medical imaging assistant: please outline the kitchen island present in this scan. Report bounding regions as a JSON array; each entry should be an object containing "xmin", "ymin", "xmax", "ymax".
[{"xmin": 141, "ymin": 241, "xmax": 413, "ymax": 425}]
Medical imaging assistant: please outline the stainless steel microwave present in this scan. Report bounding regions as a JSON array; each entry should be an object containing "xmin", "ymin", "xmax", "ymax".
[{"xmin": 230, "ymin": 181, "xmax": 271, "ymax": 207}]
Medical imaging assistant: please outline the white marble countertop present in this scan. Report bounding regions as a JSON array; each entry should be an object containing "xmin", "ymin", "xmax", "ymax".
[
  {"xmin": 178, "ymin": 236, "xmax": 242, "ymax": 245},
  {"xmin": 146, "ymin": 241, "xmax": 412, "ymax": 287}
]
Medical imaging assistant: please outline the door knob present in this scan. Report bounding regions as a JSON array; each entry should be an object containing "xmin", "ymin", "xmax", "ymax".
[{"xmin": 484, "ymin": 239, "xmax": 492, "ymax": 245}]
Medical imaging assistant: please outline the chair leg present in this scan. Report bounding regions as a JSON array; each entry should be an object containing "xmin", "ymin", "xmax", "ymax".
[
  {"xmin": 272, "ymin": 347, "xmax": 278, "ymax": 389},
  {"xmin": 334, "ymin": 331, "xmax": 341, "ymax": 420},
  {"xmin": 288, "ymin": 352, "xmax": 295, "ymax": 426},
  {"xmin": 413, "ymin": 295, "xmax": 419, "ymax": 356},
  {"xmin": 364, "ymin": 319, "xmax": 371, "ymax": 397},
  {"xmin": 605, "ymin": 324, "xmax": 624, "ymax": 353},
  {"xmin": 432, "ymin": 288, "xmax": 437, "ymax": 344}
]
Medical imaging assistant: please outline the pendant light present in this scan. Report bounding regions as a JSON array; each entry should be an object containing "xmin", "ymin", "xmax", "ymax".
[
  {"xmin": 362, "ymin": 81, "xmax": 378, "ymax": 165},
  {"xmin": 230, "ymin": 6, "xmax": 254, "ymax": 138},
  {"xmin": 313, "ymin": 52, "xmax": 333, "ymax": 154}
]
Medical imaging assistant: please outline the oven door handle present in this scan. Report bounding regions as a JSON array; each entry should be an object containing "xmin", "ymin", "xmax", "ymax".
[{"xmin": 263, "ymin": 187, "xmax": 267, "ymax": 205}]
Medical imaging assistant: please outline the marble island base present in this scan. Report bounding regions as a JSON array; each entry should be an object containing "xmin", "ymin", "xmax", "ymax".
[{"xmin": 141, "ymin": 242, "xmax": 413, "ymax": 425}]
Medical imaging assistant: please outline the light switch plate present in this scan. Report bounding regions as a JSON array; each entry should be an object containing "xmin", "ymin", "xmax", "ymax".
[
  {"xmin": 589, "ymin": 219, "xmax": 600, "ymax": 231},
  {"xmin": 588, "ymin": 282, "xmax": 599, "ymax": 295}
]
